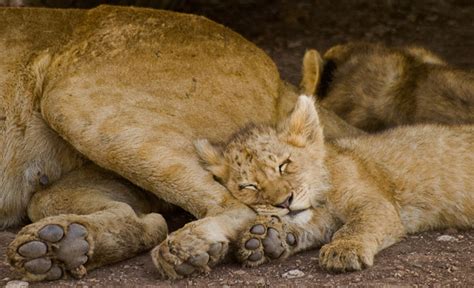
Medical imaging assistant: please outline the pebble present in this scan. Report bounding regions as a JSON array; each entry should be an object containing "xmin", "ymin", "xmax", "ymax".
[
  {"xmin": 256, "ymin": 277, "xmax": 266, "ymax": 286},
  {"xmin": 282, "ymin": 269, "xmax": 305, "ymax": 279},
  {"xmin": 436, "ymin": 235, "xmax": 457, "ymax": 242},
  {"xmin": 5, "ymin": 281, "xmax": 29, "ymax": 288},
  {"xmin": 233, "ymin": 270, "xmax": 246, "ymax": 275}
]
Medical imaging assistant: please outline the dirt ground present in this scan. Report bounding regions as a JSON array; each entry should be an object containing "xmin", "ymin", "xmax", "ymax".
[{"xmin": 1, "ymin": 1, "xmax": 473, "ymax": 287}]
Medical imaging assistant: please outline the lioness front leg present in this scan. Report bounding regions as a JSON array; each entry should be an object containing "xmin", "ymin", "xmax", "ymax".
[
  {"xmin": 319, "ymin": 194, "xmax": 405, "ymax": 272},
  {"xmin": 7, "ymin": 165, "xmax": 168, "ymax": 281},
  {"xmin": 237, "ymin": 206, "xmax": 339, "ymax": 267}
]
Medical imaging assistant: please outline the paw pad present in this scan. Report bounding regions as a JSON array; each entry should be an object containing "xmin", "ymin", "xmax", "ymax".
[
  {"xmin": 245, "ymin": 238, "xmax": 260, "ymax": 250},
  {"xmin": 238, "ymin": 216, "xmax": 298, "ymax": 267},
  {"xmin": 18, "ymin": 241, "xmax": 47, "ymax": 258},
  {"xmin": 38, "ymin": 224, "xmax": 64, "ymax": 242},
  {"xmin": 11, "ymin": 223, "xmax": 90, "ymax": 281}
]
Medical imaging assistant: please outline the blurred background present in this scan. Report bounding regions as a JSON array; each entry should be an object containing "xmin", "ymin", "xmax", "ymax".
[{"xmin": 1, "ymin": 0, "xmax": 472, "ymax": 84}]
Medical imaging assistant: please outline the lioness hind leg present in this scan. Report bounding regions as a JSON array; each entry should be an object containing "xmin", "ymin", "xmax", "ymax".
[{"xmin": 7, "ymin": 165, "xmax": 168, "ymax": 281}]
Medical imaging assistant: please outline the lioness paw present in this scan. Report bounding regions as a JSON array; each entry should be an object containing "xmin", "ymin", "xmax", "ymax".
[
  {"xmin": 319, "ymin": 239, "xmax": 373, "ymax": 272},
  {"xmin": 151, "ymin": 223, "xmax": 228, "ymax": 279},
  {"xmin": 7, "ymin": 220, "xmax": 92, "ymax": 281},
  {"xmin": 237, "ymin": 215, "xmax": 297, "ymax": 268}
]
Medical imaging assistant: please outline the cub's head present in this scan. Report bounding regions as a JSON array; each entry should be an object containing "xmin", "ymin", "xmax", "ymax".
[{"xmin": 195, "ymin": 96, "xmax": 330, "ymax": 216}]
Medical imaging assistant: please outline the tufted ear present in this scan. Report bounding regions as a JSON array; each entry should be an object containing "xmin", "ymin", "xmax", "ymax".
[
  {"xmin": 278, "ymin": 95, "xmax": 324, "ymax": 147},
  {"xmin": 300, "ymin": 49, "xmax": 324, "ymax": 96},
  {"xmin": 194, "ymin": 139, "xmax": 228, "ymax": 182}
]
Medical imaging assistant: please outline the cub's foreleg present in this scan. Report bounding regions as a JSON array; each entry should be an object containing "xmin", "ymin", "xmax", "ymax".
[
  {"xmin": 319, "ymin": 183, "xmax": 405, "ymax": 272},
  {"xmin": 236, "ymin": 206, "xmax": 339, "ymax": 267},
  {"xmin": 7, "ymin": 165, "xmax": 168, "ymax": 281}
]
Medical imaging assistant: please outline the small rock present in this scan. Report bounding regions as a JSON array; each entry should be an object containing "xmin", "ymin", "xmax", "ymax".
[
  {"xmin": 6, "ymin": 281, "xmax": 29, "ymax": 288},
  {"xmin": 256, "ymin": 277, "xmax": 266, "ymax": 286},
  {"xmin": 436, "ymin": 235, "xmax": 457, "ymax": 242},
  {"xmin": 448, "ymin": 265, "xmax": 459, "ymax": 272},
  {"xmin": 282, "ymin": 269, "xmax": 305, "ymax": 279},
  {"xmin": 233, "ymin": 270, "xmax": 246, "ymax": 275},
  {"xmin": 123, "ymin": 265, "xmax": 130, "ymax": 269}
]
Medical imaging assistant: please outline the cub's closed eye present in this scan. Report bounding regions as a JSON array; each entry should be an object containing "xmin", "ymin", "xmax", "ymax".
[
  {"xmin": 238, "ymin": 184, "xmax": 258, "ymax": 191},
  {"xmin": 279, "ymin": 158, "xmax": 291, "ymax": 174}
]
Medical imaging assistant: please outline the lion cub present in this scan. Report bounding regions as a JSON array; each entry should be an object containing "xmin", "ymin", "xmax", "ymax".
[
  {"xmin": 195, "ymin": 96, "xmax": 474, "ymax": 272},
  {"xmin": 301, "ymin": 42, "xmax": 474, "ymax": 132}
]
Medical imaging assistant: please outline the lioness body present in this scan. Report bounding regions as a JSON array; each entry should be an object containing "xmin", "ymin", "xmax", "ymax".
[
  {"xmin": 302, "ymin": 43, "xmax": 474, "ymax": 132},
  {"xmin": 1, "ymin": 6, "xmax": 361, "ymax": 281},
  {"xmin": 198, "ymin": 96, "xmax": 473, "ymax": 271}
]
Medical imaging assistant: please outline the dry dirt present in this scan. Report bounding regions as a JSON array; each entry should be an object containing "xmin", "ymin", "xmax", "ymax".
[{"xmin": 1, "ymin": 1, "xmax": 473, "ymax": 287}]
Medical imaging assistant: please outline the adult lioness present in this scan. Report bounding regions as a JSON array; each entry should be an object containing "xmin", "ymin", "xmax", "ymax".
[
  {"xmin": 301, "ymin": 42, "xmax": 474, "ymax": 132},
  {"xmin": 196, "ymin": 95, "xmax": 474, "ymax": 271},
  {"xmin": 1, "ymin": 5, "xmax": 360, "ymax": 281}
]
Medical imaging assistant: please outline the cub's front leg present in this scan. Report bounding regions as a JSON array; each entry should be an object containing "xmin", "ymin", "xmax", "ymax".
[
  {"xmin": 236, "ymin": 206, "xmax": 339, "ymax": 267},
  {"xmin": 152, "ymin": 202, "xmax": 256, "ymax": 280},
  {"xmin": 319, "ymin": 192, "xmax": 405, "ymax": 272}
]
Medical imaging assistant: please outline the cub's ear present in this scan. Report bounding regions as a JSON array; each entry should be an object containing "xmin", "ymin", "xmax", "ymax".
[
  {"xmin": 300, "ymin": 49, "xmax": 324, "ymax": 96},
  {"xmin": 278, "ymin": 95, "xmax": 324, "ymax": 147},
  {"xmin": 194, "ymin": 139, "xmax": 228, "ymax": 182}
]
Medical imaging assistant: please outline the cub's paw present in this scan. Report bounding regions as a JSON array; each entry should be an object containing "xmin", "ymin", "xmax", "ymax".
[
  {"xmin": 7, "ymin": 220, "xmax": 92, "ymax": 281},
  {"xmin": 151, "ymin": 221, "xmax": 228, "ymax": 279},
  {"xmin": 319, "ymin": 239, "xmax": 373, "ymax": 272},
  {"xmin": 237, "ymin": 215, "xmax": 297, "ymax": 268}
]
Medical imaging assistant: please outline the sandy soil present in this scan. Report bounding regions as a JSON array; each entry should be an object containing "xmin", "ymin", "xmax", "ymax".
[{"xmin": 1, "ymin": 1, "xmax": 473, "ymax": 287}]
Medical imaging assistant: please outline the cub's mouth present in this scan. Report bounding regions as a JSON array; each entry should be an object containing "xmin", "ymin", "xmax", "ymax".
[{"xmin": 288, "ymin": 209, "xmax": 308, "ymax": 217}]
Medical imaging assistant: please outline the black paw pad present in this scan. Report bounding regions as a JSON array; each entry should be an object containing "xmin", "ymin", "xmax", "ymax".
[
  {"xmin": 208, "ymin": 242, "xmax": 223, "ymax": 257},
  {"xmin": 262, "ymin": 228, "xmax": 284, "ymax": 259},
  {"xmin": 45, "ymin": 265, "xmax": 63, "ymax": 280},
  {"xmin": 24, "ymin": 258, "xmax": 52, "ymax": 274},
  {"xmin": 188, "ymin": 253, "xmax": 209, "ymax": 267},
  {"xmin": 39, "ymin": 225, "xmax": 64, "ymax": 243},
  {"xmin": 245, "ymin": 238, "xmax": 260, "ymax": 250},
  {"xmin": 250, "ymin": 224, "xmax": 265, "ymax": 235},
  {"xmin": 248, "ymin": 251, "xmax": 262, "ymax": 261},
  {"xmin": 286, "ymin": 233, "xmax": 296, "ymax": 246},
  {"xmin": 18, "ymin": 241, "xmax": 47, "ymax": 258},
  {"xmin": 175, "ymin": 263, "xmax": 195, "ymax": 276}
]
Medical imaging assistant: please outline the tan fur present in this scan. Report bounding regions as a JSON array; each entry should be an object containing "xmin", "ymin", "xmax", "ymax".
[
  {"xmin": 302, "ymin": 42, "xmax": 474, "ymax": 132},
  {"xmin": 198, "ymin": 96, "xmax": 473, "ymax": 271},
  {"xmin": 1, "ymin": 6, "xmax": 360, "ymax": 281}
]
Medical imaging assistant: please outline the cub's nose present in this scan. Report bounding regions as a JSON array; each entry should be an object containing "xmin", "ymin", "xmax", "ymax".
[{"xmin": 275, "ymin": 194, "xmax": 293, "ymax": 209}]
